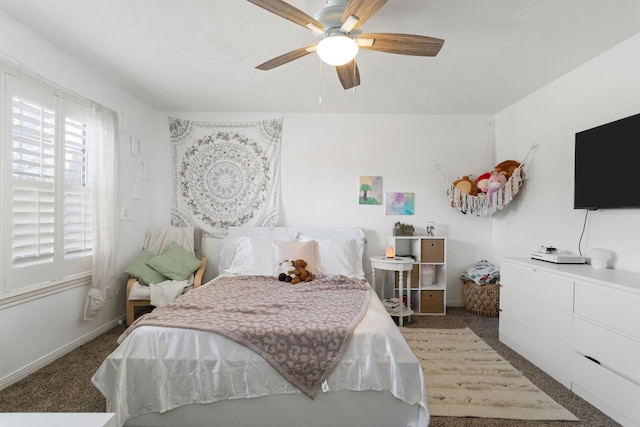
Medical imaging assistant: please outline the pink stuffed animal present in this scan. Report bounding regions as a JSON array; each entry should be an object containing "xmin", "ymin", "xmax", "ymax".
[
  {"xmin": 488, "ymin": 171, "xmax": 507, "ymax": 193},
  {"xmin": 488, "ymin": 171, "xmax": 507, "ymax": 206}
]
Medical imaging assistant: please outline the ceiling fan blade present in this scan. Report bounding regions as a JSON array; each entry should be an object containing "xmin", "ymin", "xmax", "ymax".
[
  {"xmin": 256, "ymin": 45, "xmax": 316, "ymax": 70},
  {"xmin": 247, "ymin": 0, "xmax": 324, "ymax": 30},
  {"xmin": 341, "ymin": 0, "xmax": 388, "ymax": 30},
  {"xmin": 336, "ymin": 60, "xmax": 361, "ymax": 90},
  {"xmin": 358, "ymin": 33, "xmax": 444, "ymax": 56}
]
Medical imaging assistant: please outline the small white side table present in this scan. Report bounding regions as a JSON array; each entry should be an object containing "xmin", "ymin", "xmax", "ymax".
[{"xmin": 370, "ymin": 256, "xmax": 414, "ymax": 326}]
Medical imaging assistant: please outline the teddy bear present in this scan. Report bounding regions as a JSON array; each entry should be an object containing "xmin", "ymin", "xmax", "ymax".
[
  {"xmin": 288, "ymin": 259, "xmax": 313, "ymax": 284},
  {"xmin": 452, "ymin": 175, "xmax": 478, "ymax": 196},
  {"xmin": 277, "ymin": 260, "xmax": 295, "ymax": 282},
  {"xmin": 450, "ymin": 175, "xmax": 479, "ymax": 211},
  {"xmin": 494, "ymin": 160, "xmax": 520, "ymax": 179}
]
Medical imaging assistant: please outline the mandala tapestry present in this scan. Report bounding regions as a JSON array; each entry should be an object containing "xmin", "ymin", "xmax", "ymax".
[{"xmin": 169, "ymin": 117, "xmax": 283, "ymax": 238}]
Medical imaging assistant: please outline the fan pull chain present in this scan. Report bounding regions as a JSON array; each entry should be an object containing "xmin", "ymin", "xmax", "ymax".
[
  {"xmin": 352, "ymin": 62, "xmax": 357, "ymax": 95},
  {"xmin": 318, "ymin": 61, "xmax": 323, "ymax": 104}
]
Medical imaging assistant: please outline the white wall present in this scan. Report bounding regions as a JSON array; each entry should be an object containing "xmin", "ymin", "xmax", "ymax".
[
  {"xmin": 493, "ymin": 33, "xmax": 640, "ymax": 273},
  {"xmin": 0, "ymin": 10, "xmax": 162, "ymax": 388},
  {"xmin": 163, "ymin": 112, "xmax": 495, "ymax": 306}
]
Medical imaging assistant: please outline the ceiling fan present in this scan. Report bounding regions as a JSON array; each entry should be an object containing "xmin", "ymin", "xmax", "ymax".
[{"xmin": 247, "ymin": 0, "xmax": 444, "ymax": 90}]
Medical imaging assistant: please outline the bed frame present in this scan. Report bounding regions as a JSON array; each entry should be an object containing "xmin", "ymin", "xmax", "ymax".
[
  {"xmin": 111, "ymin": 226, "xmax": 427, "ymax": 427},
  {"xmin": 128, "ymin": 390, "xmax": 424, "ymax": 427}
]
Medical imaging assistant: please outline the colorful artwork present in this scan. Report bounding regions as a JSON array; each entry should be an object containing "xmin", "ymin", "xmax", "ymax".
[
  {"xmin": 385, "ymin": 192, "xmax": 415, "ymax": 215},
  {"xmin": 359, "ymin": 176, "xmax": 382, "ymax": 205}
]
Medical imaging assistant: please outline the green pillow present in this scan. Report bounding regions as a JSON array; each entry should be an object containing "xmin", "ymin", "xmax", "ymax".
[
  {"xmin": 125, "ymin": 249, "xmax": 168, "ymax": 285},
  {"xmin": 146, "ymin": 242, "xmax": 201, "ymax": 281}
]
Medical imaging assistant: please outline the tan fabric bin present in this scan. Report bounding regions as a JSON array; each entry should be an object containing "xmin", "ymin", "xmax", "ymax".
[{"xmin": 463, "ymin": 280, "xmax": 500, "ymax": 317}]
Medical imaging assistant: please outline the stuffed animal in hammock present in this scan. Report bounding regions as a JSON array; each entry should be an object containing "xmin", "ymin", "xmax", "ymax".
[
  {"xmin": 452, "ymin": 175, "xmax": 478, "ymax": 196},
  {"xmin": 488, "ymin": 171, "xmax": 507, "ymax": 206},
  {"xmin": 475, "ymin": 172, "xmax": 492, "ymax": 193},
  {"xmin": 494, "ymin": 159, "xmax": 520, "ymax": 179}
]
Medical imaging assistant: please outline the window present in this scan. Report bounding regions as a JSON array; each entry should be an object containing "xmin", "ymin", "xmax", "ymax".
[{"xmin": 2, "ymin": 72, "xmax": 92, "ymax": 298}]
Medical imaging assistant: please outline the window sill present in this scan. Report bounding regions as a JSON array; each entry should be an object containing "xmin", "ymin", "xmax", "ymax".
[{"xmin": 0, "ymin": 274, "xmax": 92, "ymax": 309}]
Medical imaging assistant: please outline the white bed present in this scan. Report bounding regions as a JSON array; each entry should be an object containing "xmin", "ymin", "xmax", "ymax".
[{"xmin": 92, "ymin": 226, "xmax": 428, "ymax": 427}]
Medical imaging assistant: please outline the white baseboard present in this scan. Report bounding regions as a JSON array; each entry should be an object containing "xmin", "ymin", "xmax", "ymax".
[{"xmin": 0, "ymin": 316, "xmax": 124, "ymax": 391}]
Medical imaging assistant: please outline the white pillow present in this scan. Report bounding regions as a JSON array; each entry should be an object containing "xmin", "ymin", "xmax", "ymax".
[
  {"xmin": 220, "ymin": 233, "xmax": 295, "ymax": 274},
  {"xmin": 299, "ymin": 235, "xmax": 365, "ymax": 276},
  {"xmin": 273, "ymin": 240, "xmax": 317, "ymax": 274},
  {"xmin": 219, "ymin": 236, "xmax": 243, "ymax": 273},
  {"xmin": 224, "ymin": 237, "xmax": 278, "ymax": 275}
]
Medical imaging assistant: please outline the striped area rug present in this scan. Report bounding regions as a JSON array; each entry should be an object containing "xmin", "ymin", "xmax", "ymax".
[{"xmin": 400, "ymin": 327, "xmax": 578, "ymax": 421}]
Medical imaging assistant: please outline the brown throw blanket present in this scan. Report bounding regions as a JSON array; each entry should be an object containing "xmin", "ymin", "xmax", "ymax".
[{"xmin": 119, "ymin": 274, "xmax": 371, "ymax": 398}]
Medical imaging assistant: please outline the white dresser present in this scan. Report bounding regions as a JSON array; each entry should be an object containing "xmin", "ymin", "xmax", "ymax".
[{"xmin": 499, "ymin": 257, "xmax": 640, "ymax": 427}]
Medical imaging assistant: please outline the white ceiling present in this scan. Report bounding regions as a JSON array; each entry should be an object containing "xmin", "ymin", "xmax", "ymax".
[{"xmin": 2, "ymin": 0, "xmax": 640, "ymax": 114}]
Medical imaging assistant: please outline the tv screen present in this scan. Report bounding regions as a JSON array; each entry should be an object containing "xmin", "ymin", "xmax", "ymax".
[{"xmin": 574, "ymin": 112, "xmax": 640, "ymax": 210}]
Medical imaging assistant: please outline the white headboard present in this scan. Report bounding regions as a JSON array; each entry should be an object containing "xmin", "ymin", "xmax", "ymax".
[{"xmin": 220, "ymin": 226, "xmax": 367, "ymax": 275}]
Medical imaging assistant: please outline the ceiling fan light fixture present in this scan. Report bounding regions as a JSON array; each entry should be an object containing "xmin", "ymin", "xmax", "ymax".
[{"xmin": 316, "ymin": 34, "xmax": 358, "ymax": 66}]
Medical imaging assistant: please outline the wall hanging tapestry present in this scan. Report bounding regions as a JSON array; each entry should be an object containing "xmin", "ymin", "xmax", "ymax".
[
  {"xmin": 438, "ymin": 144, "xmax": 538, "ymax": 216},
  {"xmin": 169, "ymin": 117, "xmax": 283, "ymax": 238}
]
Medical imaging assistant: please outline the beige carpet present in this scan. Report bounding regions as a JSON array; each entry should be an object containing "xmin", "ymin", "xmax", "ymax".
[{"xmin": 401, "ymin": 327, "xmax": 578, "ymax": 421}]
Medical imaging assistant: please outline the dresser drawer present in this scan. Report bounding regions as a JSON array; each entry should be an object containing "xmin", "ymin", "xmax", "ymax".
[
  {"xmin": 572, "ymin": 351, "xmax": 640, "ymax": 427},
  {"xmin": 501, "ymin": 262, "xmax": 574, "ymax": 312},
  {"xmin": 574, "ymin": 280, "xmax": 640, "ymax": 341},
  {"xmin": 574, "ymin": 317, "xmax": 640, "ymax": 385},
  {"xmin": 499, "ymin": 312, "xmax": 573, "ymax": 388},
  {"xmin": 501, "ymin": 287, "xmax": 573, "ymax": 345}
]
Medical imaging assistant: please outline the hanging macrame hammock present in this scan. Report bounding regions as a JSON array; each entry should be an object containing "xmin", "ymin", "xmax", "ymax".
[{"xmin": 438, "ymin": 144, "xmax": 538, "ymax": 216}]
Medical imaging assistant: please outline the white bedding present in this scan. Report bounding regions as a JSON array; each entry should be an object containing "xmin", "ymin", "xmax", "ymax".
[
  {"xmin": 93, "ymin": 226, "xmax": 429, "ymax": 427},
  {"xmin": 92, "ymin": 287, "xmax": 428, "ymax": 426}
]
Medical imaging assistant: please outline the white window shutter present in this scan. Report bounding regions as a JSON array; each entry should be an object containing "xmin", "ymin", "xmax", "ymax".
[
  {"xmin": 11, "ymin": 185, "xmax": 56, "ymax": 268},
  {"xmin": 3, "ymin": 74, "xmax": 92, "ymax": 293},
  {"xmin": 63, "ymin": 113, "xmax": 91, "ymax": 260}
]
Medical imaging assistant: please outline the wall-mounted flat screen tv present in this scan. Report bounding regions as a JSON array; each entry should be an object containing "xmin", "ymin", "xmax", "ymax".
[{"xmin": 574, "ymin": 112, "xmax": 640, "ymax": 210}]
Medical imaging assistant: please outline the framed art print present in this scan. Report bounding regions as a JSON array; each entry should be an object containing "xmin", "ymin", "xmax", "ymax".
[
  {"xmin": 359, "ymin": 176, "xmax": 382, "ymax": 205},
  {"xmin": 385, "ymin": 192, "xmax": 414, "ymax": 215}
]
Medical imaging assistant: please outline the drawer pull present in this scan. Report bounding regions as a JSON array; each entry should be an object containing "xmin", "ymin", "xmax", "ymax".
[{"xmin": 585, "ymin": 355, "xmax": 601, "ymax": 365}]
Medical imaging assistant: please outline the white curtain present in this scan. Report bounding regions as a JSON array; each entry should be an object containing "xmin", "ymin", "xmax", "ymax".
[{"xmin": 84, "ymin": 104, "xmax": 119, "ymax": 321}]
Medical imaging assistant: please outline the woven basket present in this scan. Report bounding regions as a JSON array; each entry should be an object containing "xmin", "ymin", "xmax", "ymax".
[{"xmin": 463, "ymin": 280, "xmax": 500, "ymax": 317}]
